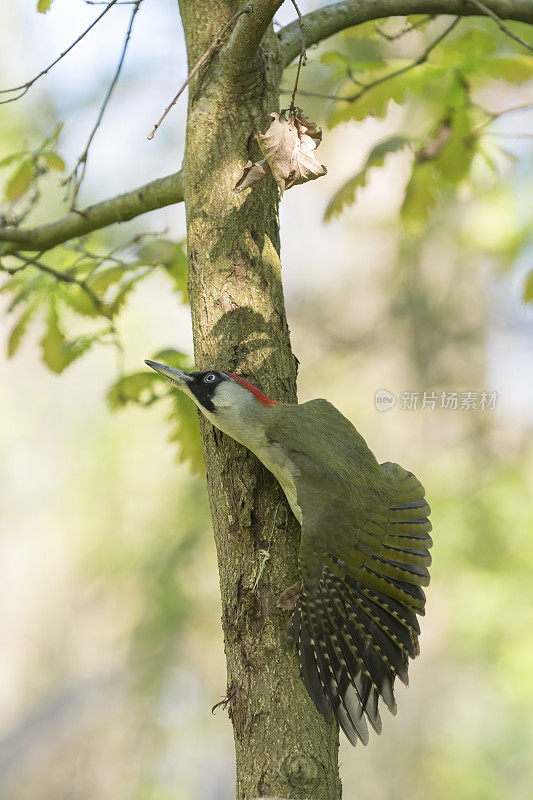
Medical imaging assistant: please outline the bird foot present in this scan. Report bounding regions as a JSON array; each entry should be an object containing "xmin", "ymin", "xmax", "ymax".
[{"xmin": 277, "ymin": 580, "xmax": 302, "ymax": 611}]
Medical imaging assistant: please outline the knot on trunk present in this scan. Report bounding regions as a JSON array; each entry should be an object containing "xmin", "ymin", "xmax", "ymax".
[{"xmin": 281, "ymin": 753, "xmax": 322, "ymax": 792}]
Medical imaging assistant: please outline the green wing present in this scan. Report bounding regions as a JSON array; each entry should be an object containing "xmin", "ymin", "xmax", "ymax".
[{"xmin": 290, "ymin": 459, "xmax": 432, "ymax": 746}]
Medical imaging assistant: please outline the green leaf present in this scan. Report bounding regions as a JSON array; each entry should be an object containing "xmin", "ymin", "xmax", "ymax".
[
  {"xmin": 400, "ymin": 96, "xmax": 479, "ymax": 235},
  {"xmin": 40, "ymin": 301, "xmax": 95, "ymax": 373},
  {"xmin": 57, "ymin": 284, "xmax": 100, "ymax": 317},
  {"xmin": 150, "ymin": 348, "xmax": 190, "ymax": 369},
  {"xmin": 328, "ymin": 64, "xmax": 447, "ymax": 126},
  {"xmin": 401, "ymin": 162, "xmax": 442, "ymax": 235},
  {"xmin": 440, "ymin": 28, "xmax": 497, "ymax": 72},
  {"xmin": 37, "ymin": 0, "xmax": 54, "ymax": 12},
  {"xmin": 107, "ymin": 352, "xmax": 201, "ymax": 473},
  {"xmin": 436, "ymin": 106, "xmax": 477, "ymax": 184},
  {"xmin": 320, "ymin": 51, "xmax": 350, "ymax": 68},
  {"xmin": 0, "ymin": 152, "xmax": 29, "ymax": 170},
  {"xmin": 107, "ymin": 372, "xmax": 163, "ymax": 410},
  {"xmin": 137, "ymin": 239, "xmax": 188, "ymax": 301},
  {"xmin": 87, "ymin": 265, "xmax": 128, "ymax": 295},
  {"xmin": 7, "ymin": 301, "xmax": 38, "ymax": 357},
  {"xmin": 324, "ymin": 135, "xmax": 410, "ymax": 221},
  {"xmin": 478, "ymin": 55, "xmax": 533, "ymax": 83},
  {"xmin": 166, "ymin": 244, "xmax": 188, "ymax": 301},
  {"xmin": 167, "ymin": 392, "xmax": 204, "ymax": 474},
  {"xmin": 108, "ymin": 269, "xmax": 151, "ymax": 316},
  {"xmin": 137, "ymin": 239, "xmax": 176, "ymax": 266},
  {"xmin": 40, "ymin": 151, "xmax": 65, "ymax": 171},
  {"xmin": 524, "ymin": 271, "xmax": 533, "ymax": 303},
  {"xmin": 5, "ymin": 274, "xmax": 46, "ymax": 312},
  {"xmin": 341, "ymin": 20, "xmax": 386, "ymax": 43},
  {"xmin": 406, "ymin": 15, "xmax": 434, "ymax": 31},
  {"xmin": 4, "ymin": 158, "xmax": 35, "ymax": 202}
]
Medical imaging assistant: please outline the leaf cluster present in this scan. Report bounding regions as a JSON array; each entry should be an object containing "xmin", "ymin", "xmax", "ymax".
[
  {"xmin": 317, "ymin": 18, "xmax": 533, "ymax": 297},
  {"xmin": 108, "ymin": 347, "xmax": 203, "ymax": 474},
  {"xmin": 1, "ymin": 233, "xmax": 202, "ymax": 470},
  {"xmin": 0, "ymin": 126, "xmax": 65, "ymax": 226}
]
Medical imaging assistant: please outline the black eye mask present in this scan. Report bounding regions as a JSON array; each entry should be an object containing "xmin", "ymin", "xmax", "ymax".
[{"xmin": 187, "ymin": 371, "xmax": 225, "ymax": 413}]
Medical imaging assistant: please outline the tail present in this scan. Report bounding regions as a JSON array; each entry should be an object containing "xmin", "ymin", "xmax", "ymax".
[{"xmin": 291, "ymin": 469, "xmax": 432, "ymax": 745}]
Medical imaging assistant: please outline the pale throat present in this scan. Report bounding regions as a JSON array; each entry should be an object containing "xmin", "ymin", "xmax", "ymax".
[{"xmin": 200, "ymin": 389, "xmax": 302, "ymax": 524}]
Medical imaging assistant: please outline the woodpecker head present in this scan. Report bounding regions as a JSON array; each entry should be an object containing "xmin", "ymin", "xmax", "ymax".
[{"xmin": 145, "ymin": 360, "xmax": 278, "ymax": 445}]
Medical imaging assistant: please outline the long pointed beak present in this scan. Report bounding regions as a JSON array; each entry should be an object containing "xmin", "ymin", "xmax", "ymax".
[{"xmin": 145, "ymin": 360, "xmax": 193, "ymax": 387}]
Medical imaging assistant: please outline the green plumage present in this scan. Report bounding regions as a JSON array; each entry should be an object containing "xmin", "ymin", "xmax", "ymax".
[{"xmin": 265, "ymin": 400, "xmax": 432, "ymax": 746}]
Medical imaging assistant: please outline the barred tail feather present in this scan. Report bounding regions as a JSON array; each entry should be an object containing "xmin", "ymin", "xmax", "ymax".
[
  {"xmin": 293, "ymin": 464, "xmax": 431, "ymax": 744},
  {"xmin": 293, "ymin": 559, "xmax": 426, "ymax": 744}
]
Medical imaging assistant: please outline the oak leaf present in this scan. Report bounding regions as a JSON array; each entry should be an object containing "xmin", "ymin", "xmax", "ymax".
[{"xmin": 233, "ymin": 109, "xmax": 327, "ymax": 196}]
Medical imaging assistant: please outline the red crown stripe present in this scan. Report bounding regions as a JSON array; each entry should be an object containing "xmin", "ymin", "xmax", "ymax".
[{"xmin": 225, "ymin": 373, "xmax": 278, "ymax": 407}]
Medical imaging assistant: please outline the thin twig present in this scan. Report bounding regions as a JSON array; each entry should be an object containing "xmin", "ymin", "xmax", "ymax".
[
  {"xmin": 64, "ymin": 1, "xmax": 143, "ymax": 207},
  {"xmin": 491, "ymin": 101, "xmax": 533, "ymax": 117},
  {"xmin": 0, "ymin": 0, "xmax": 121, "ymax": 104},
  {"xmin": 282, "ymin": 17, "xmax": 461, "ymax": 105},
  {"xmin": 147, "ymin": 5, "xmax": 252, "ymax": 140},
  {"xmin": 467, "ymin": 0, "xmax": 533, "ymax": 53},
  {"xmin": 342, "ymin": 16, "xmax": 460, "ymax": 104},
  {"xmin": 473, "ymin": 100, "xmax": 533, "ymax": 131},
  {"xmin": 280, "ymin": 88, "xmax": 346, "ymax": 101},
  {"xmin": 289, "ymin": 0, "xmax": 307, "ymax": 113},
  {"xmin": 484, "ymin": 131, "xmax": 533, "ymax": 138}
]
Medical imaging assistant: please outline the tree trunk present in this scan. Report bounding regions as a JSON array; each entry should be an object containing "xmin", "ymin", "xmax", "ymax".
[{"xmin": 178, "ymin": 2, "xmax": 341, "ymax": 798}]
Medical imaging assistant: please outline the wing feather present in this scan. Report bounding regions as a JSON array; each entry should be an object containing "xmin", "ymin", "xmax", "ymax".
[{"xmin": 291, "ymin": 460, "xmax": 431, "ymax": 745}]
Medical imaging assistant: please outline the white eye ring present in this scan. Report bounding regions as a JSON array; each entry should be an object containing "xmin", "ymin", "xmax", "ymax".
[{"xmin": 204, "ymin": 373, "xmax": 217, "ymax": 383}]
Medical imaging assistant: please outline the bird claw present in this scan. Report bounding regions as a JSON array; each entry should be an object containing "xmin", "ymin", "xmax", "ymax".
[{"xmin": 277, "ymin": 580, "xmax": 302, "ymax": 611}]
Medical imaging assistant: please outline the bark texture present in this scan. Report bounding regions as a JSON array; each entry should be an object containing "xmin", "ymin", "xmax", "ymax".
[{"xmin": 178, "ymin": 2, "xmax": 341, "ymax": 799}]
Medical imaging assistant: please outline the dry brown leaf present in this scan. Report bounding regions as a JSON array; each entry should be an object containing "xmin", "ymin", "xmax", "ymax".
[
  {"xmin": 233, "ymin": 159, "xmax": 271, "ymax": 193},
  {"xmin": 256, "ymin": 111, "xmax": 298, "ymax": 192},
  {"xmin": 233, "ymin": 109, "xmax": 327, "ymax": 196}
]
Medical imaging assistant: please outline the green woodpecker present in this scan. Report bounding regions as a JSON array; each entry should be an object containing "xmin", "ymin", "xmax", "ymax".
[{"xmin": 145, "ymin": 361, "xmax": 432, "ymax": 746}]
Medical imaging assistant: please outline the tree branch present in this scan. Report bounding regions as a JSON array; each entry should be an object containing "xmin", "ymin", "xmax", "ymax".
[
  {"xmin": 0, "ymin": 169, "xmax": 183, "ymax": 256},
  {"xmin": 279, "ymin": 0, "xmax": 533, "ymax": 67},
  {"xmin": 222, "ymin": 1, "xmax": 284, "ymax": 77},
  {"xmin": 466, "ymin": 0, "xmax": 533, "ymax": 52}
]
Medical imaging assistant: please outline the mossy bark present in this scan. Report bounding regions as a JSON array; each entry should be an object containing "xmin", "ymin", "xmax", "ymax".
[{"xmin": 177, "ymin": 2, "xmax": 341, "ymax": 798}]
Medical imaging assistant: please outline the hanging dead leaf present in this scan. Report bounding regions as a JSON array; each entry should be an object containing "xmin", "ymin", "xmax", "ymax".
[
  {"xmin": 284, "ymin": 110, "xmax": 327, "ymax": 192},
  {"xmin": 297, "ymin": 111, "xmax": 323, "ymax": 147},
  {"xmin": 233, "ymin": 109, "xmax": 327, "ymax": 196},
  {"xmin": 256, "ymin": 111, "xmax": 297, "ymax": 192},
  {"xmin": 233, "ymin": 159, "xmax": 271, "ymax": 192}
]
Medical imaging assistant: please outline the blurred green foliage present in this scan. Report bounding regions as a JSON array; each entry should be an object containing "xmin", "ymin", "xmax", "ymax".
[
  {"xmin": 0, "ymin": 231, "xmax": 204, "ymax": 470},
  {"xmin": 320, "ymin": 17, "xmax": 533, "ymax": 257}
]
